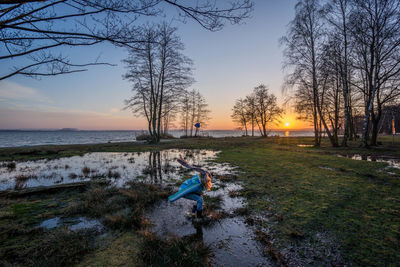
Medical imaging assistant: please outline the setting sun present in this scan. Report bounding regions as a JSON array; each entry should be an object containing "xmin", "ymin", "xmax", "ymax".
[{"xmin": 285, "ymin": 122, "xmax": 290, "ymax": 127}]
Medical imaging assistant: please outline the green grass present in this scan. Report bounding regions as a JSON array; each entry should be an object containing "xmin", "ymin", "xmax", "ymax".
[
  {"xmin": 140, "ymin": 231, "xmax": 209, "ymax": 266},
  {"xmin": 212, "ymin": 138, "xmax": 400, "ymax": 265},
  {"xmin": 77, "ymin": 231, "xmax": 144, "ymax": 267},
  {"xmin": 1, "ymin": 136, "xmax": 400, "ymax": 265},
  {"xmin": 0, "ymin": 188, "xmax": 93, "ymax": 266}
]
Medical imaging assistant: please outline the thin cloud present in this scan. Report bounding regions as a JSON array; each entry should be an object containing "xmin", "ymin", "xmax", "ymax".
[
  {"xmin": 0, "ymin": 81, "xmax": 51, "ymax": 103},
  {"xmin": 0, "ymin": 106, "xmax": 144, "ymax": 130},
  {"xmin": 109, "ymin": 107, "xmax": 120, "ymax": 114}
]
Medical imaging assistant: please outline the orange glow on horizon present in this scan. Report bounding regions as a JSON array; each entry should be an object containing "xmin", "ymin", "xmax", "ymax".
[
  {"xmin": 206, "ymin": 111, "xmax": 312, "ymax": 131},
  {"xmin": 1, "ymin": 106, "xmax": 313, "ymax": 131},
  {"xmin": 271, "ymin": 112, "xmax": 312, "ymax": 131}
]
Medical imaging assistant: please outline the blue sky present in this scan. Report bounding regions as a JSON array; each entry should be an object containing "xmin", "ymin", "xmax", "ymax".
[{"xmin": 0, "ymin": 0, "xmax": 299, "ymax": 130}]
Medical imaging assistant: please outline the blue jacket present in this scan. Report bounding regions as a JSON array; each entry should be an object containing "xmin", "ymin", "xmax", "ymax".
[
  {"xmin": 179, "ymin": 174, "xmax": 204, "ymax": 194},
  {"xmin": 168, "ymin": 174, "xmax": 204, "ymax": 202}
]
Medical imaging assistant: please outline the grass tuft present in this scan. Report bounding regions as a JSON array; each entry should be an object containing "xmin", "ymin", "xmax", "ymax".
[
  {"xmin": 140, "ymin": 232, "xmax": 209, "ymax": 266},
  {"xmin": 81, "ymin": 166, "xmax": 91, "ymax": 177}
]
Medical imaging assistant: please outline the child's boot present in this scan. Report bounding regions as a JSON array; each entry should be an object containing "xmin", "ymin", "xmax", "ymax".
[{"xmin": 196, "ymin": 210, "xmax": 203, "ymax": 218}]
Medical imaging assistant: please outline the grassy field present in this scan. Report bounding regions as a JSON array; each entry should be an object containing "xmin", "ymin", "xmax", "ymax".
[{"xmin": 1, "ymin": 136, "xmax": 399, "ymax": 266}]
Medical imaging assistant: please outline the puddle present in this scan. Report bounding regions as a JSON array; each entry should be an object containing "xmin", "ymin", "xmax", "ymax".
[
  {"xmin": 4, "ymin": 149, "xmax": 271, "ymax": 265},
  {"xmin": 39, "ymin": 217, "xmax": 61, "ymax": 229},
  {"xmin": 0, "ymin": 149, "xmax": 237, "ymax": 191},
  {"xmin": 39, "ymin": 216, "xmax": 103, "ymax": 232},
  {"xmin": 337, "ymin": 154, "xmax": 400, "ymax": 169},
  {"xmin": 297, "ymin": 144, "xmax": 314, "ymax": 147},
  {"xmin": 147, "ymin": 181, "xmax": 272, "ymax": 266},
  {"xmin": 318, "ymin": 166, "xmax": 336, "ymax": 171}
]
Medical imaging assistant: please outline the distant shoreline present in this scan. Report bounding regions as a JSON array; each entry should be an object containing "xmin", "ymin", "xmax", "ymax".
[
  {"xmin": 0, "ymin": 130, "xmax": 315, "ymax": 148},
  {"xmin": 0, "ymin": 129, "xmax": 314, "ymax": 132}
]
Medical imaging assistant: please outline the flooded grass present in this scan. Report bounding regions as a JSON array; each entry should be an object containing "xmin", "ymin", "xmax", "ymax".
[
  {"xmin": 337, "ymin": 153, "xmax": 400, "ymax": 169},
  {"xmin": 63, "ymin": 182, "xmax": 171, "ymax": 230},
  {"xmin": 0, "ymin": 186, "xmax": 96, "ymax": 266},
  {"xmin": 297, "ymin": 144, "xmax": 314, "ymax": 147},
  {"xmin": 107, "ymin": 169, "xmax": 121, "ymax": 179},
  {"xmin": 81, "ymin": 166, "xmax": 91, "ymax": 177},
  {"xmin": 1, "ymin": 137, "xmax": 399, "ymax": 266},
  {"xmin": 39, "ymin": 216, "xmax": 104, "ymax": 232},
  {"xmin": 146, "ymin": 177, "xmax": 269, "ymax": 266},
  {"xmin": 0, "ymin": 149, "xmax": 222, "ymax": 191},
  {"xmin": 0, "ymin": 181, "xmax": 172, "ymax": 266},
  {"xmin": 203, "ymin": 194, "xmax": 223, "ymax": 211},
  {"xmin": 5, "ymin": 161, "xmax": 16, "ymax": 171}
]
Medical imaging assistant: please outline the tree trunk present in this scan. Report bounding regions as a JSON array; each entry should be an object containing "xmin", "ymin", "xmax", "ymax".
[
  {"xmin": 340, "ymin": 0, "xmax": 350, "ymax": 147},
  {"xmin": 362, "ymin": 61, "xmax": 378, "ymax": 147},
  {"xmin": 316, "ymin": 98, "xmax": 339, "ymax": 147},
  {"xmin": 370, "ymin": 104, "xmax": 382, "ymax": 146},
  {"xmin": 251, "ymin": 115, "xmax": 254, "ymax": 136}
]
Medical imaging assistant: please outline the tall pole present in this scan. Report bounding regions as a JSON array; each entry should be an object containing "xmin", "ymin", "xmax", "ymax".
[{"xmin": 392, "ymin": 113, "xmax": 395, "ymax": 145}]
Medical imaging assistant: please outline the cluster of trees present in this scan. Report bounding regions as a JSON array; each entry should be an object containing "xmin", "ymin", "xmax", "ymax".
[
  {"xmin": 0, "ymin": 0, "xmax": 253, "ymax": 80},
  {"xmin": 231, "ymin": 84, "xmax": 283, "ymax": 137},
  {"xmin": 123, "ymin": 23, "xmax": 209, "ymax": 143},
  {"xmin": 282, "ymin": 0, "xmax": 400, "ymax": 147},
  {"xmin": 180, "ymin": 89, "xmax": 210, "ymax": 137},
  {"xmin": 0, "ymin": 0, "xmax": 252, "ymax": 143}
]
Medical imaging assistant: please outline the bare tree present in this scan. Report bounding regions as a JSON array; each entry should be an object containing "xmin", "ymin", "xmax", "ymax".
[
  {"xmin": 350, "ymin": 0, "xmax": 400, "ymax": 147},
  {"xmin": 123, "ymin": 22, "xmax": 193, "ymax": 143},
  {"xmin": 282, "ymin": 0, "xmax": 334, "ymax": 146},
  {"xmin": 160, "ymin": 95, "xmax": 179, "ymax": 135},
  {"xmin": 319, "ymin": 38, "xmax": 343, "ymax": 146},
  {"xmin": 325, "ymin": 0, "xmax": 353, "ymax": 146},
  {"xmin": 181, "ymin": 89, "xmax": 210, "ymax": 137},
  {"xmin": 0, "ymin": 0, "xmax": 253, "ymax": 80},
  {"xmin": 180, "ymin": 90, "xmax": 191, "ymax": 136},
  {"xmin": 245, "ymin": 94, "xmax": 257, "ymax": 136},
  {"xmin": 194, "ymin": 91, "xmax": 210, "ymax": 136},
  {"xmin": 253, "ymin": 84, "xmax": 283, "ymax": 137},
  {"xmin": 231, "ymin": 98, "xmax": 249, "ymax": 135},
  {"xmin": 284, "ymin": 0, "xmax": 400, "ymax": 147}
]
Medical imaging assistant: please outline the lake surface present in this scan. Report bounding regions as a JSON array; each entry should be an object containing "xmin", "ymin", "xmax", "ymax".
[{"xmin": 0, "ymin": 130, "xmax": 314, "ymax": 148}]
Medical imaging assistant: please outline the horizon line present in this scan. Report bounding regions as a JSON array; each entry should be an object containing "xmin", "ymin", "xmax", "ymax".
[{"xmin": 0, "ymin": 128, "xmax": 314, "ymax": 132}]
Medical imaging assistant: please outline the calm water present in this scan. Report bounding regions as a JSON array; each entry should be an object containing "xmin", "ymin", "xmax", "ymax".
[
  {"xmin": 0, "ymin": 149, "xmax": 235, "ymax": 190},
  {"xmin": 0, "ymin": 130, "xmax": 314, "ymax": 148}
]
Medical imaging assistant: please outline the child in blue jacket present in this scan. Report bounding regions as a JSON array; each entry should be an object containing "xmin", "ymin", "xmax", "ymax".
[{"xmin": 168, "ymin": 157, "xmax": 212, "ymax": 218}]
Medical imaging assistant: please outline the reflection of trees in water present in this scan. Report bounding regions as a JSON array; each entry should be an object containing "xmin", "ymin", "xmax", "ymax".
[
  {"xmin": 14, "ymin": 179, "xmax": 26, "ymax": 190},
  {"xmin": 14, "ymin": 174, "xmax": 34, "ymax": 190},
  {"xmin": 182, "ymin": 149, "xmax": 204, "ymax": 167},
  {"xmin": 144, "ymin": 151, "xmax": 162, "ymax": 183},
  {"xmin": 144, "ymin": 149, "xmax": 211, "ymax": 183},
  {"xmin": 144, "ymin": 151, "xmax": 176, "ymax": 183}
]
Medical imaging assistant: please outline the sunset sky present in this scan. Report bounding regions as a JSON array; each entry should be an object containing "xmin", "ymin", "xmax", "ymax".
[{"xmin": 0, "ymin": 0, "xmax": 312, "ymax": 131}]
